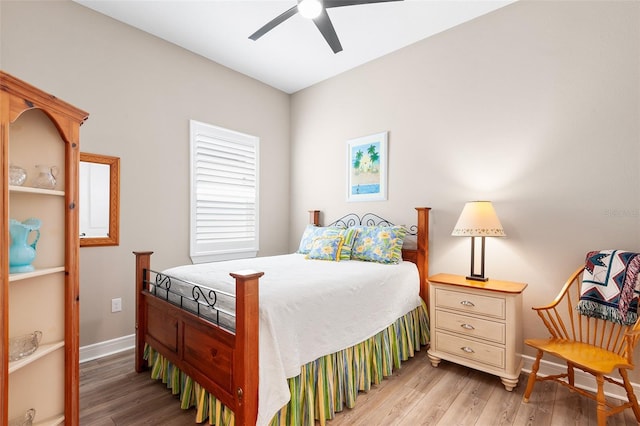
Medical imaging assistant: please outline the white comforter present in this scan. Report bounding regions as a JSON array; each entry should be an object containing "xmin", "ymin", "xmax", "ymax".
[{"xmin": 163, "ymin": 253, "xmax": 421, "ymax": 426}]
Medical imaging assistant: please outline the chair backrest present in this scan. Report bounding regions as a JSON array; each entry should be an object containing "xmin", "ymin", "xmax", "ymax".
[{"xmin": 537, "ymin": 266, "xmax": 640, "ymax": 361}]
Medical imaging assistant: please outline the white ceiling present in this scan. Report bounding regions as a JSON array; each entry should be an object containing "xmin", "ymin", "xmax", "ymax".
[{"xmin": 74, "ymin": 0, "xmax": 516, "ymax": 94}]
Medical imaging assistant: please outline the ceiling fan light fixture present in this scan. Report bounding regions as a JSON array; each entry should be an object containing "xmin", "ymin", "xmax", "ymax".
[
  {"xmin": 298, "ymin": 0, "xmax": 323, "ymax": 19},
  {"xmin": 250, "ymin": 0, "xmax": 403, "ymax": 54}
]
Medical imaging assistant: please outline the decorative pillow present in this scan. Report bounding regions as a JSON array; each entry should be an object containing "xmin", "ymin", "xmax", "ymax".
[
  {"xmin": 305, "ymin": 236, "xmax": 344, "ymax": 261},
  {"xmin": 351, "ymin": 226, "xmax": 407, "ymax": 264},
  {"xmin": 337, "ymin": 227, "xmax": 359, "ymax": 261},
  {"xmin": 297, "ymin": 225, "xmax": 340, "ymax": 254}
]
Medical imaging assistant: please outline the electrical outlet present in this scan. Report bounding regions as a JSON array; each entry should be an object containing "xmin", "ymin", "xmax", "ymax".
[{"xmin": 111, "ymin": 297, "xmax": 122, "ymax": 313}]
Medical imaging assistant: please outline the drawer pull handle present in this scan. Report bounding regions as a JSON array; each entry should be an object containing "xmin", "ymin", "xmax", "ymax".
[
  {"xmin": 460, "ymin": 300, "xmax": 475, "ymax": 307},
  {"xmin": 461, "ymin": 323, "xmax": 475, "ymax": 330},
  {"xmin": 461, "ymin": 346, "xmax": 475, "ymax": 354}
]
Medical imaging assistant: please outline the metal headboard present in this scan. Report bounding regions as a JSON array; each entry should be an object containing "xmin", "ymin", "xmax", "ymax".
[{"xmin": 326, "ymin": 212, "xmax": 417, "ymax": 236}]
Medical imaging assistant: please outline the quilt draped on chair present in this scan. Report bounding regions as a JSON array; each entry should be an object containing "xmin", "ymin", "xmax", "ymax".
[{"xmin": 577, "ymin": 249, "xmax": 640, "ymax": 326}]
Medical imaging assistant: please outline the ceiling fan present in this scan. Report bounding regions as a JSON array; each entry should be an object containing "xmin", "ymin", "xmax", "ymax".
[{"xmin": 249, "ymin": 0, "xmax": 404, "ymax": 54}]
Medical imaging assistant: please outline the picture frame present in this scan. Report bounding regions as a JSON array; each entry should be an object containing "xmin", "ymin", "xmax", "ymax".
[{"xmin": 346, "ymin": 131, "xmax": 388, "ymax": 202}]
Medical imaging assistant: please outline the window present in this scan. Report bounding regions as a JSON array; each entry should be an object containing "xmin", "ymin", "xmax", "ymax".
[{"xmin": 190, "ymin": 120, "xmax": 259, "ymax": 263}]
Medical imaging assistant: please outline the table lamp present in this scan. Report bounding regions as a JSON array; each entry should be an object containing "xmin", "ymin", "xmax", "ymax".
[{"xmin": 452, "ymin": 201, "xmax": 505, "ymax": 281}]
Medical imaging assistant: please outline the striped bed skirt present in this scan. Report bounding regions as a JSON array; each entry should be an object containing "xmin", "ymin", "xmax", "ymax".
[{"xmin": 144, "ymin": 300, "xmax": 429, "ymax": 426}]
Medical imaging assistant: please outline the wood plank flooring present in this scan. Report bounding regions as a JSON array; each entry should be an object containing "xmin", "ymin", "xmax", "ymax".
[{"xmin": 80, "ymin": 349, "xmax": 638, "ymax": 425}]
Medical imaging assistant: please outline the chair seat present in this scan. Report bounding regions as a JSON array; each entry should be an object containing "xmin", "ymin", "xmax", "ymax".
[{"xmin": 525, "ymin": 338, "xmax": 632, "ymax": 375}]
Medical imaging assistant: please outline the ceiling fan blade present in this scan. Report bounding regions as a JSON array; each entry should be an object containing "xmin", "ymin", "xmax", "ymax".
[
  {"xmin": 249, "ymin": 5, "xmax": 299, "ymax": 41},
  {"xmin": 324, "ymin": 0, "xmax": 403, "ymax": 9},
  {"xmin": 313, "ymin": 8, "xmax": 343, "ymax": 53}
]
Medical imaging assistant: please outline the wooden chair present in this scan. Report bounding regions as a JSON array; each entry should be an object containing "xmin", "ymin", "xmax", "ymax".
[{"xmin": 523, "ymin": 266, "xmax": 640, "ymax": 425}]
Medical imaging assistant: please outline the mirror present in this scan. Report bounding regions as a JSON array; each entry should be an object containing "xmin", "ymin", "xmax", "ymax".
[{"xmin": 79, "ymin": 152, "xmax": 120, "ymax": 247}]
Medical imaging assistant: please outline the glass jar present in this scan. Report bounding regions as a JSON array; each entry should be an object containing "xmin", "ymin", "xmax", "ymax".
[{"xmin": 8, "ymin": 408, "xmax": 36, "ymax": 426}]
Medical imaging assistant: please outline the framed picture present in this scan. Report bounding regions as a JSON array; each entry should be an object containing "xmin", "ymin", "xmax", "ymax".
[{"xmin": 346, "ymin": 131, "xmax": 388, "ymax": 202}]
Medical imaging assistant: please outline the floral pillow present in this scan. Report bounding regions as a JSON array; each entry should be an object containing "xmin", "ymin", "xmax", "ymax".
[
  {"xmin": 351, "ymin": 226, "xmax": 407, "ymax": 264},
  {"xmin": 297, "ymin": 225, "xmax": 341, "ymax": 254},
  {"xmin": 305, "ymin": 236, "xmax": 344, "ymax": 261}
]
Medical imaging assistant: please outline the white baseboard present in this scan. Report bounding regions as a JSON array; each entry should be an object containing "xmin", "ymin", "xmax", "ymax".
[
  {"xmin": 522, "ymin": 354, "xmax": 640, "ymax": 401},
  {"xmin": 79, "ymin": 334, "xmax": 135, "ymax": 363}
]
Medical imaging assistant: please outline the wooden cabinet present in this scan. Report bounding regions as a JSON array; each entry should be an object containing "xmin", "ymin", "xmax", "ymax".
[
  {"xmin": 427, "ymin": 273, "xmax": 527, "ymax": 391},
  {"xmin": 1, "ymin": 71, "xmax": 88, "ymax": 425}
]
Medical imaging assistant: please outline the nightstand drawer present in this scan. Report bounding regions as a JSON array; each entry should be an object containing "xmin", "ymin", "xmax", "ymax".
[
  {"xmin": 434, "ymin": 331, "xmax": 505, "ymax": 369},
  {"xmin": 434, "ymin": 287, "xmax": 505, "ymax": 319},
  {"xmin": 435, "ymin": 310, "xmax": 506, "ymax": 344}
]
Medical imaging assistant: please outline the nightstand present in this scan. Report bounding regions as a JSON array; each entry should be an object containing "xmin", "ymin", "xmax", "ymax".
[{"xmin": 427, "ymin": 273, "xmax": 527, "ymax": 391}]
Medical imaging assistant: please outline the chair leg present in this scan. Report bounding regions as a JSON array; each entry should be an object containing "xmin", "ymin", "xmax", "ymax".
[
  {"xmin": 619, "ymin": 368, "xmax": 640, "ymax": 421},
  {"xmin": 595, "ymin": 374, "xmax": 607, "ymax": 426},
  {"xmin": 567, "ymin": 362, "xmax": 575, "ymax": 388},
  {"xmin": 523, "ymin": 350, "xmax": 543, "ymax": 402}
]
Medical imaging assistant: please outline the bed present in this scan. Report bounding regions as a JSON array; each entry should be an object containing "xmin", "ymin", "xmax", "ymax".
[{"xmin": 134, "ymin": 207, "xmax": 430, "ymax": 426}]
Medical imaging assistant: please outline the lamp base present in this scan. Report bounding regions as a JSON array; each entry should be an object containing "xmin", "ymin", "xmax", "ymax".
[
  {"xmin": 466, "ymin": 236, "xmax": 489, "ymax": 282},
  {"xmin": 466, "ymin": 274, "xmax": 489, "ymax": 282}
]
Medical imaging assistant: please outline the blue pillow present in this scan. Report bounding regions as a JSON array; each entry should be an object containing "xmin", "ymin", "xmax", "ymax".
[
  {"xmin": 351, "ymin": 226, "xmax": 407, "ymax": 264},
  {"xmin": 297, "ymin": 225, "xmax": 340, "ymax": 254},
  {"xmin": 305, "ymin": 236, "xmax": 344, "ymax": 261}
]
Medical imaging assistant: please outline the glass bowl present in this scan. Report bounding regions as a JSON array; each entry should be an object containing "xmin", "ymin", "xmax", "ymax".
[
  {"xmin": 9, "ymin": 164, "xmax": 27, "ymax": 186},
  {"xmin": 8, "ymin": 331, "xmax": 42, "ymax": 362}
]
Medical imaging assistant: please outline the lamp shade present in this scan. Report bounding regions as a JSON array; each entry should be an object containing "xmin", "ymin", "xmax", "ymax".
[{"xmin": 451, "ymin": 201, "xmax": 506, "ymax": 237}]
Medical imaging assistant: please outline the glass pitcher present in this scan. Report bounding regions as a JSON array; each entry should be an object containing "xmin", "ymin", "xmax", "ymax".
[{"xmin": 33, "ymin": 165, "xmax": 59, "ymax": 190}]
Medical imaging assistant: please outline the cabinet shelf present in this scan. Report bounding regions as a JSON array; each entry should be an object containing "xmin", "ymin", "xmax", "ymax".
[
  {"xmin": 12, "ymin": 412, "xmax": 65, "ymax": 426},
  {"xmin": 8, "ymin": 341, "xmax": 65, "ymax": 374},
  {"xmin": 9, "ymin": 267, "xmax": 65, "ymax": 282},
  {"xmin": 9, "ymin": 185, "xmax": 65, "ymax": 197},
  {"xmin": 34, "ymin": 413, "xmax": 65, "ymax": 426}
]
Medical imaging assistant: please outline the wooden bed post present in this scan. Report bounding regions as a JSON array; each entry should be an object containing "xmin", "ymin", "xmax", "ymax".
[
  {"xmin": 231, "ymin": 270, "xmax": 264, "ymax": 426},
  {"xmin": 309, "ymin": 209, "xmax": 320, "ymax": 226},
  {"xmin": 133, "ymin": 251, "xmax": 153, "ymax": 373},
  {"xmin": 415, "ymin": 207, "xmax": 431, "ymax": 305}
]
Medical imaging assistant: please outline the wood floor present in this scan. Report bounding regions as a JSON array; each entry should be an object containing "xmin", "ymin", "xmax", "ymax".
[{"xmin": 80, "ymin": 349, "xmax": 639, "ymax": 425}]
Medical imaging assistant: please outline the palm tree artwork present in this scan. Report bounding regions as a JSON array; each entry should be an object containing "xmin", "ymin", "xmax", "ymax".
[{"xmin": 350, "ymin": 142, "xmax": 381, "ymax": 195}]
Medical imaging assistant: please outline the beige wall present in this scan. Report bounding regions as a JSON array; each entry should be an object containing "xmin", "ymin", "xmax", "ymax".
[
  {"xmin": 1, "ymin": 1, "xmax": 291, "ymax": 346},
  {"xmin": 290, "ymin": 0, "xmax": 640, "ymax": 368}
]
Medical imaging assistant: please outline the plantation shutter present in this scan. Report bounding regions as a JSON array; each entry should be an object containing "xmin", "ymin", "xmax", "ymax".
[{"xmin": 190, "ymin": 120, "xmax": 259, "ymax": 263}]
